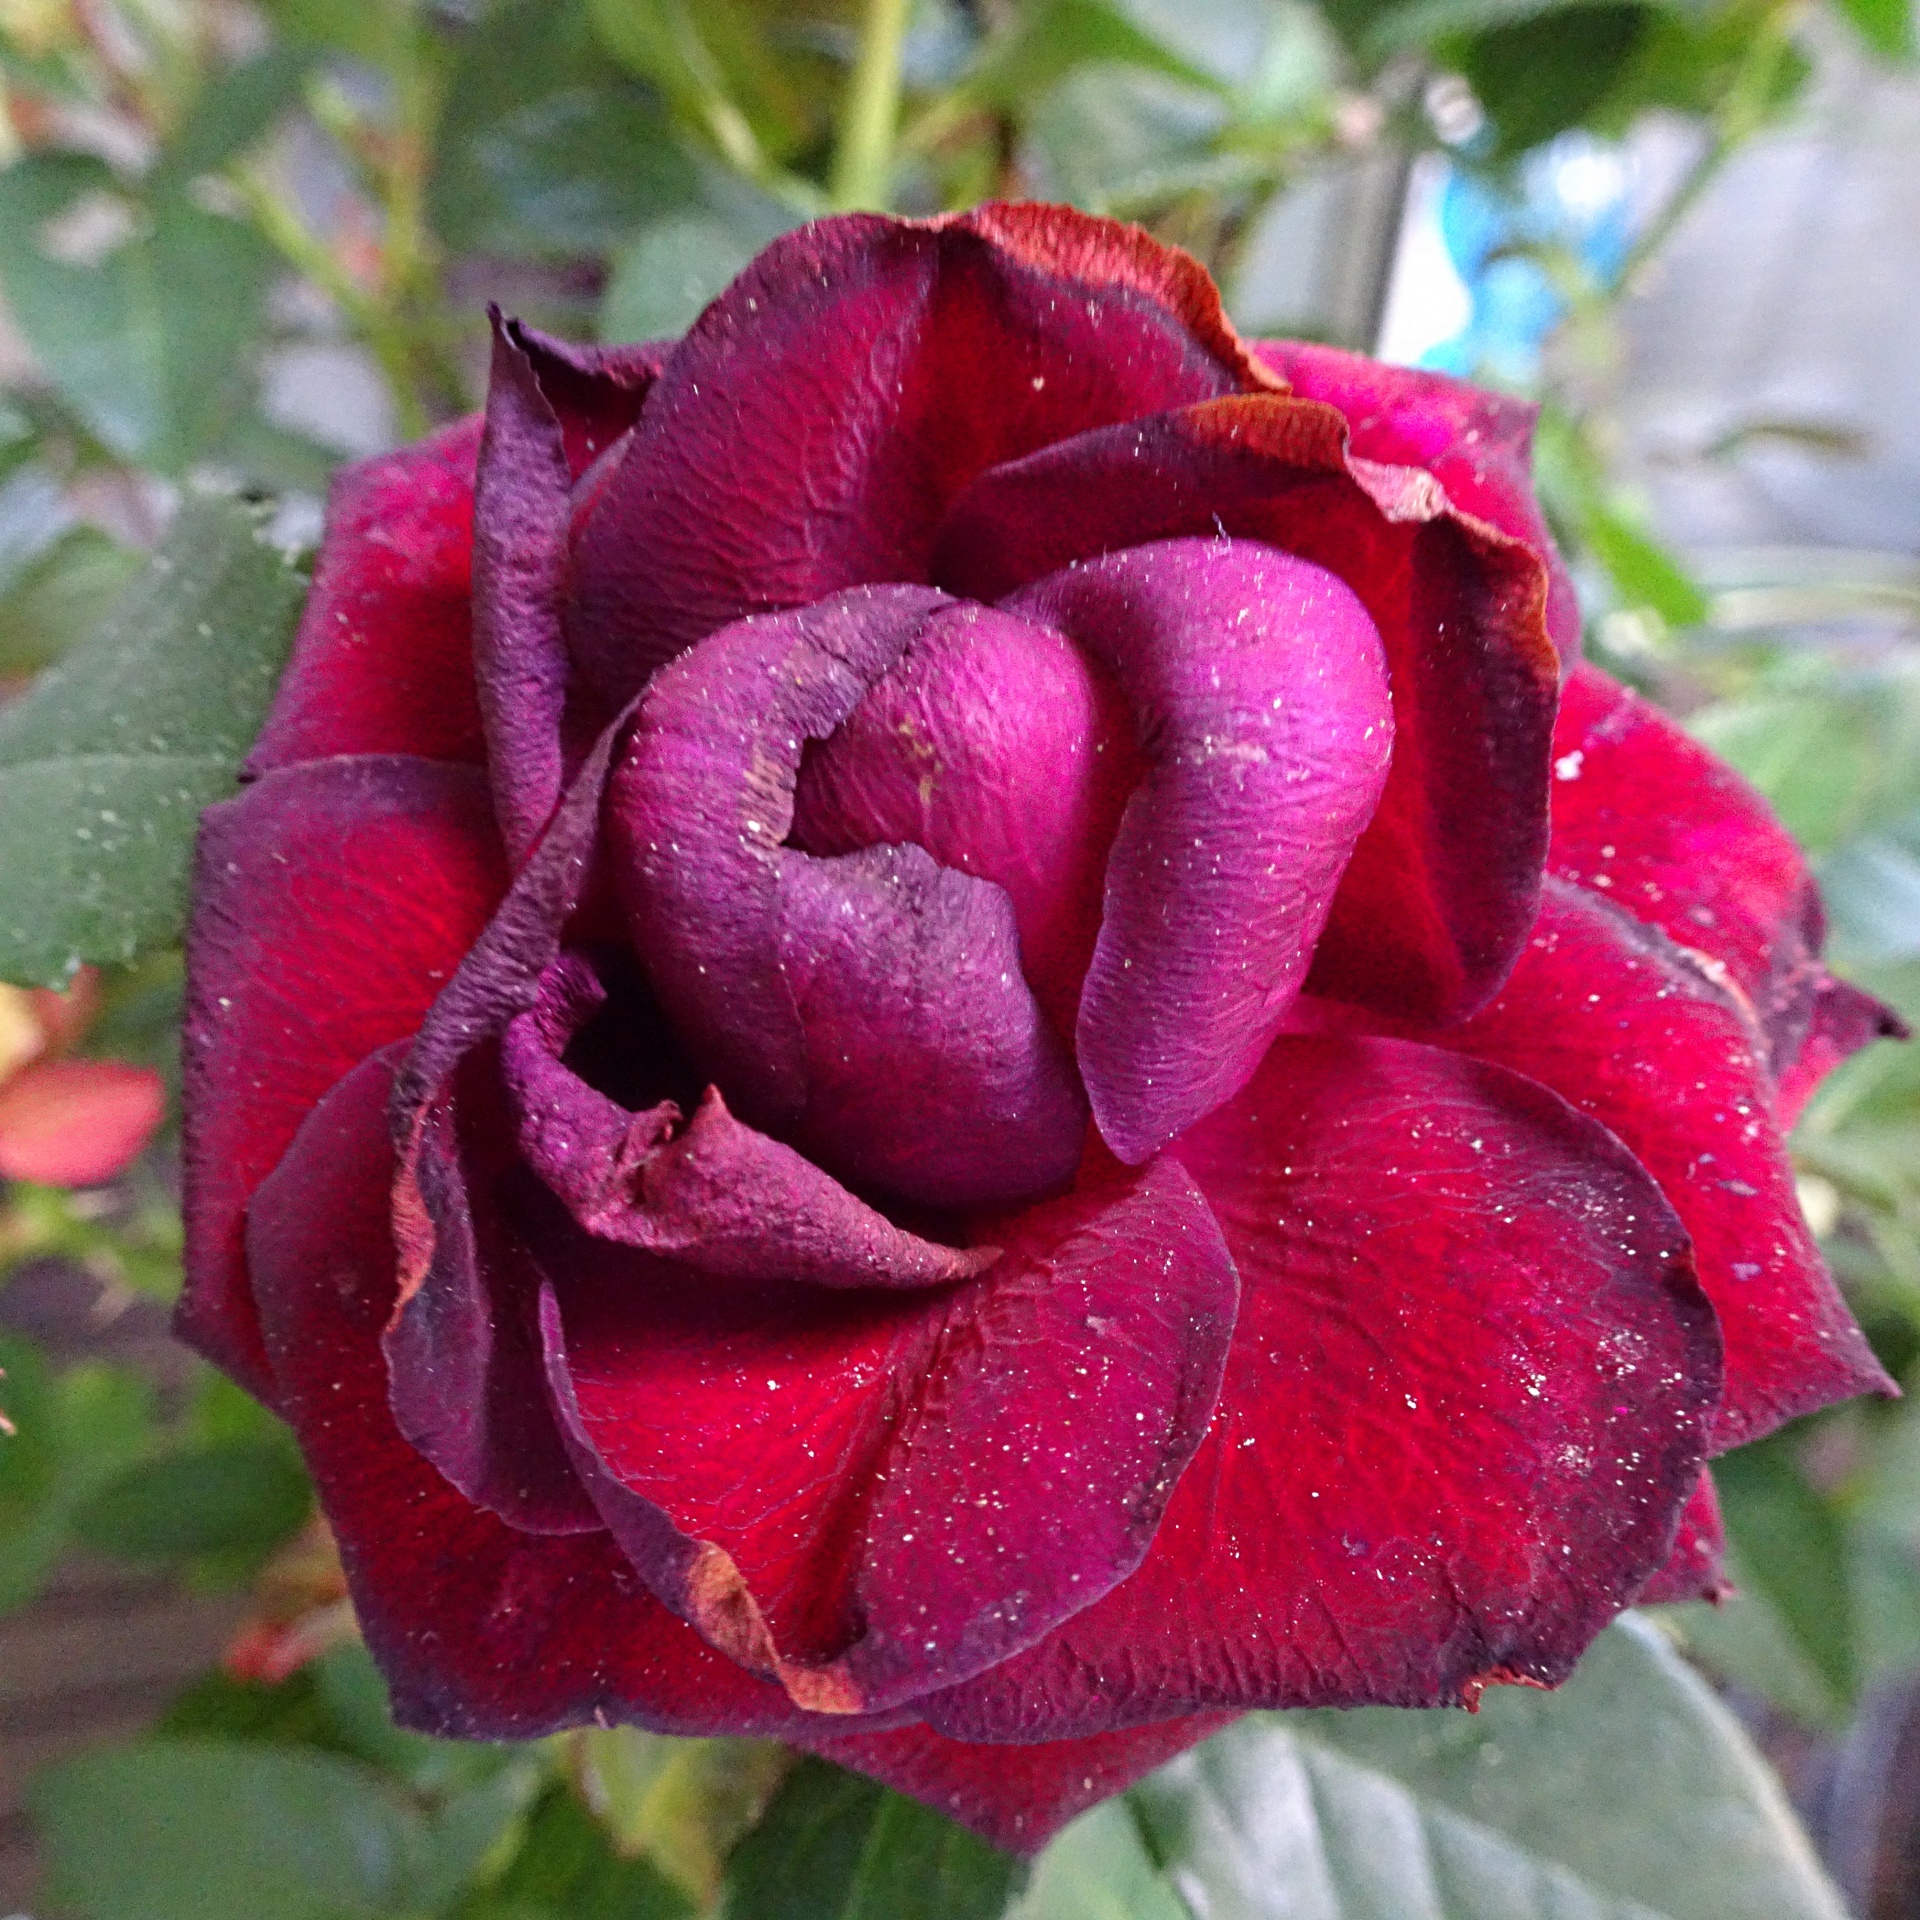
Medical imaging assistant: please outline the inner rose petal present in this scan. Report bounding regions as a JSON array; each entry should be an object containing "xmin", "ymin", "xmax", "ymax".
[
  {"xmin": 607, "ymin": 586, "xmax": 1088, "ymax": 1212},
  {"xmin": 791, "ymin": 601, "xmax": 1145, "ymax": 1037},
  {"xmin": 1006, "ymin": 538, "xmax": 1394, "ymax": 1162}
]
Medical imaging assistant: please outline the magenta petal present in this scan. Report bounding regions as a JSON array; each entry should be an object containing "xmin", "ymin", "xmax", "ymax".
[
  {"xmin": 608, "ymin": 587, "xmax": 1087, "ymax": 1209},
  {"xmin": 791, "ymin": 601, "xmax": 1145, "ymax": 1036},
  {"xmin": 797, "ymin": 1712, "xmax": 1238, "ymax": 1857},
  {"xmin": 1442, "ymin": 878, "xmax": 1890, "ymax": 1447},
  {"xmin": 538, "ymin": 1156, "xmax": 1237, "ymax": 1716},
  {"xmin": 934, "ymin": 397, "xmax": 1558, "ymax": 1026},
  {"xmin": 1777, "ymin": 974, "xmax": 1910, "ymax": 1127},
  {"xmin": 246, "ymin": 418, "xmax": 486, "ymax": 776},
  {"xmin": 179, "ymin": 757, "xmax": 505, "ymax": 1400},
  {"xmin": 247, "ymin": 1048, "xmax": 871, "ymax": 1742},
  {"xmin": 505, "ymin": 321, "xmax": 663, "ymax": 480},
  {"xmin": 502, "ymin": 951, "xmax": 996, "ymax": 1288},
  {"xmin": 921, "ymin": 1035, "xmax": 1718, "ymax": 1740},
  {"xmin": 564, "ymin": 205, "xmax": 1263, "ymax": 711},
  {"xmin": 1007, "ymin": 538, "xmax": 1392, "ymax": 1160}
]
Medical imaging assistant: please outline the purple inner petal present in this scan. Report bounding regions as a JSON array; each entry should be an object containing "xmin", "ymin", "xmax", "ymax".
[
  {"xmin": 1006, "ymin": 538, "xmax": 1394, "ymax": 1161},
  {"xmin": 607, "ymin": 586, "xmax": 1088, "ymax": 1211}
]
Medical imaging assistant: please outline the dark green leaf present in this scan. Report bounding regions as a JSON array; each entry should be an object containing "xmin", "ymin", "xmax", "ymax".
[
  {"xmin": 32, "ymin": 1739, "xmax": 425, "ymax": 1920},
  {"xmin": 486, "ymin": 1783, "xmax": 694, "ymax": 1920},
  {"xmin": 1713, "ymin": 1435, "xmax": 1858, "ymax": 1707},
  {"xmin": 1454, "ymin": 4, "xmax": 1657, "ymax": 158},
  {"xmin": 0, "ymin": 155, "xmax": 276, "ymax": 472},
  {"xmin": 158, "ymin": 1665, "xmax": 337, "ymax": 1748},
  {"xmin": 430, "ymin": 0, "xmax": 699, "ymax": 256},
  {"xmin": 74, "ymin": 1436, "xmax": 311, "ymax": 1563},
  {"xmin": 157, "ymin": 44, "xmax": 317, "ymax": 188},
  {"xmin": 962, "ymin": 0, "xmax": 1227, "ymax": 110},
  {"xmin": 0, "ymin": 490, "xmax": 305, "ymax": 986},
  {"xmin": 725, "ymin": 1757, "xmax": 1022, "ymax": 1920}
]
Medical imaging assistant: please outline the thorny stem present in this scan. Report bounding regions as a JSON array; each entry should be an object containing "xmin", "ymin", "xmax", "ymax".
[{"xmin": 831, "ymin": 0, "xmax": 911, "ymax": 211}]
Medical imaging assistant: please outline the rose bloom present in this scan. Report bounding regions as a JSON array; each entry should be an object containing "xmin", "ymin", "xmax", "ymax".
[{"xmin": 179, "ymin": 205, "xmax": 1901, "ymax": 1851}]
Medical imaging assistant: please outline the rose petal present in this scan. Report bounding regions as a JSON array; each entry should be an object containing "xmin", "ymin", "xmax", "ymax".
[
  {"xmin": 1441, "ymin": 878, "xmax": 1891, "ymax": 1448},
  {"xmin": 920, "ymin": 1034, "xmax": 1718, "ymax": 1740},
  {"xmin": 505, "ymin": 322, "xmax": 663, "ymax": 480},
  {"xmin": 540, "ymin": 1154, "xmax": 1238, "ymax": 1716},
  {"xmin": 1550, "ymin": 663, "xmax": 1819, "ymax": 1061},
  {"xmin": 934, "ymin": 395, "xmax": 1557, "ymax": 1025},
  {"xmin": 797, "ymin": 1712, "xmax": 1238, "ymax": 1857},
  {"xmin": 1776, "ymin": 974, "xmax": 1910, "ymax": 1128},
  {"xmin": 246, "ymin": 420, "xmax": 487, "ymax": 776},
  {"xmin": 564, "ymin": 204, "xmax": 1270, "ymax": 712},
  {"xmin": 502, "ymin": 949, "xmax": 996, "ymax": 1288},
  {"xmin": 790, "ymin": 600, "xmax": 1145, "ymax": 1036},
  {"xmin": 1007, "ymin": 538, "xmax": 1392, "ymax": 1159},
  {"xmin": 179, "ymin": 757, "xmax": 505, "ymax": 1401},
  {"xmin": 608, "ymin": 587, "xmax": 1086, "ymax": 1209},
  {"xmin": 0, "ymin": 1058, "xmax": 163, "ymax": 1186},
  {"xmin": 247, "ymin": 1047, "xmax": 876, "ymax": 1742},
  {"xmin": 1256, "ymin": 339, "xmax": 1581, "ymax": 668},
  {"xmin": 1638, "ymin": 1472, "xmax": 1730, "ymax": 1605}
]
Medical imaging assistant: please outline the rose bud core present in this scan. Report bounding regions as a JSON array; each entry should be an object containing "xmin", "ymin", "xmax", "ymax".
[{"xmin": 178, "ymin": 202, "xmax": 1902, "ymax": 1852}]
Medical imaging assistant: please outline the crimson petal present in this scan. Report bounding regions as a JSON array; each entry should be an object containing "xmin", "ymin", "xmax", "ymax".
[
  {"xmin": 1256, "ymin": 339, "xmax": 1581, "ymax": 668},
  {"xmin": 1441, "ymin": 877, "xmax": 1890, "ymax": 1448},
  {"xmin": 539, "ymin": 1155, "xmax": 1237, "ymax": 1716},
  {"xmin": 247, "ymin": 1048, "xmax": 883, "ymax": 1741},
  {"xmin": 1638, "ymin": 1472, "xmax": 1730, "ymax": 1605},
  {"xmin": 608, "ymin": 587, "xmax": 1086, "ymax": 1209},
  {"xmin": 564, "ymin": 204, "xmax": 1270, "ymax": 712},
  {"xmin": 934, "ymin": 396, "xmax": 1558, "ymax": 1025},
  {"xmin": 1007, "ymin": 538, "xmax": 1392, "ymax": 1159},
  {"xmin": 798, "ymin": 1712, "xmax": 1237, "ymax": 1857},
  {"xmin": 1777, "ymin": 974, "xmax": 1909, "ymax": 1127},
  {"xmin": 920, "ymin": 1035, "xmax": 1718, "ymax": 1740},
  {"xmin": 179, "ymin": 756, "xmax": 505, "ymax": 1400},
  {"xmin": 246, "ymin": 420, "xmax": 486, "ymax": 776}
]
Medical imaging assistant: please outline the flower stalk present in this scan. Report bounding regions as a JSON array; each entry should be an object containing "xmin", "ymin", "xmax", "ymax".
[{"xmin": 830, "ymin": 0, "xmax": 911, "ymax": 212}]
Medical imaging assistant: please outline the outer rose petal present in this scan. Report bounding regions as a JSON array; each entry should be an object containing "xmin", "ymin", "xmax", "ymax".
[
  {"xmin": 246, "ymin": 1048, "xmax": 886, "ymax": 1741},
  {"xmin": 1256, "ymin": 339, "xmax": 1582, "ymax": 669},
  {"xmin": 1551, "ymin": 662, "xmax": 1825, "ymax": 1064},
  {"xmin": 565, "ymin": 203, "xmax": 1273, "ymax": 712},
  {"xmin": 1440, "ymin": 879, "xmax": 1890, "ymax": 1448},
  {"xmin": 934, "ymin": 395, "xmax": 1557, "ymax": 1025},
  {"xmin": 0, "ymin": 1058, "xmax": 163, "ymax": 1185},
  {"xmin": 798, "ymin": 1713, "xmax": 1236, "ymax": 1857},
  {"xmin": 246, "ymin": 419, "xmax": 487, "ymax": 776},
  {"xmin": 179, "ymin": 757, "xmax": 505, "ymax": 1400},
  {"xmin": 1776, "ymin": 975, "xmax": 1909, "ymax": 1128},
  {"xmin": 920, "ymin": 1035, "xmax": 1719, "ymax": 1742},
  {"xmin": 541, "ymin": 1156, "xmax": 1237, "ymax": 1716},
  {"xmin": 1638, "ymin": 1473, "xmax": 1730, "ymax": 1605}
]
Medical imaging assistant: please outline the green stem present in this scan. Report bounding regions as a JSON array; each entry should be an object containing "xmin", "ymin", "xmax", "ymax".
[{"xmin": 830, "ymin": 0, "xmax": 911, "ymax": 212}]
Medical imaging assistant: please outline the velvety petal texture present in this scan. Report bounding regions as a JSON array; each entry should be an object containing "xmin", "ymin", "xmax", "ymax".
[{"xmin": 178, "ymin": 199, "xmax": 1897, "ymax": 1855}]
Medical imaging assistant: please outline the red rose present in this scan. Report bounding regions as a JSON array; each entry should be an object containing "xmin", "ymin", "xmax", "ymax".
[{"xmin": 178, "ymin": 204, "xmax": 1898, "ymax": 1852}]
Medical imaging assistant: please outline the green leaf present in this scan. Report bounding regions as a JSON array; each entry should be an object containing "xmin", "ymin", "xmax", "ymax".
[
  {"xmin": 74, "ymin": 1435, "xmax": 312, "ymax": 1564},
  {"xmin": 156, "ymin": 44, "xmax": 316, "ymax": 188},
  {"xmin": 0, "ymin": 1341, "xmax": 154, "ymax": 1613},
  {"xmin": 1834, "ymin": 0, "xmax": 1916, "ymax": 60},
  {"xmin": 0, "ymin": 524, "xmax": 144, "ymax": 676},
  {"xmin": 31, "ymin": 1739, "xmax": 426, "ymax": 1920},
  {"xmin": 962, "ymin": 0, "xmax": 1227, "ymax": 111},
  {"xmin": 601, "ymin": 208, "xmax": 764, "ymax": 341},
  {"xmin": 1030, "ymin": 1616, "xmax": 1844, "ymax": 1920},
  {"xmin": 724, "ymin": 1756, "xmax": 1024, "ymax": 1920},
  {"xmin": 1010, "ymin": 1799, "xmax": 1188, "ymax": 1920},
  {"xmin": 1580, "ymin": 500, "xmax": 1710, "ymax": 626},
  {"xmin": 0, "ymin": 490, "xmax": 305, "ymax": 986},
  {"xmin": 431, "ymin": 0, "xmax": 700, "ymax": 257},
  {"xmin": 0, "ymin": 155, "xmax": 277, "ymax": 472},
  {"xmin": 1712, "ymin": 1435, "xmax": 1858, "ymax": 1707},
  {"xmin": 487, "ymin": 1783, "xmax": 694, "ymax": 1920}
]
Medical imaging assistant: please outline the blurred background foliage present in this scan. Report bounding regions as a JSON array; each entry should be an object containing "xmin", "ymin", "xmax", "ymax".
[{"xmin": 1, "ymin": 0, "xmax": 1919, "ymax": 1914}]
